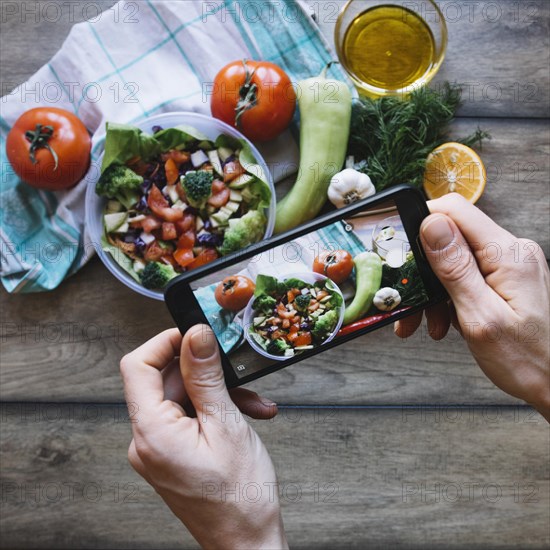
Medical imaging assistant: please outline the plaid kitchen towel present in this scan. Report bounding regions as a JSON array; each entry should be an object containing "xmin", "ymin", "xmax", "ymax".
[{"xmin": 0, "ymin": 0, "xmax": 350, "ymax": 293}]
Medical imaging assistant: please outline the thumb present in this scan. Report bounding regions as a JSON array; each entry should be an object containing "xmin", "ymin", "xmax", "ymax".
[
  {"xmin": 180, "ymin": 324, "xmax": 234, "ymax": 421},
  {"xmin": 420, "ymin": 213, "xmax": 491, "ymax": 313}
]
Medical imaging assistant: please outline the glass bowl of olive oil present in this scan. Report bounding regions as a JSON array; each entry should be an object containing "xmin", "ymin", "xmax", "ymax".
[{"xmin": 335, "ymin": 0, "xmax": 447, "ymax": 97}]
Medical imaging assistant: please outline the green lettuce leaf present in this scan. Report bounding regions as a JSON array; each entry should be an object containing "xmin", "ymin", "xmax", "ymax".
[
  {"xmin": 101, "ymin": 122, "xmax": 161, "ymax": 174},
  {"xmin": 253, "ymin": 274, "xmax": 282, "ymax": 297},
  {"xmin": 154, "ymin": 125, "xmax": 211, "ymax": 151},
  {"xmin": 325, "ymin": 279, "xmax": 344, "ymax": 308}
]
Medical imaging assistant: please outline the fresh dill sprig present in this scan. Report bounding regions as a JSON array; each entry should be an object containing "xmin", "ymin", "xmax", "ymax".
[{"xmin": 347, "ymin": 82, "xmax": 491, "ymax": 191}]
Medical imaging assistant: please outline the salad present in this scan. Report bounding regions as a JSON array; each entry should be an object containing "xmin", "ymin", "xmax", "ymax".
[
  {"xmin": 96, "ymin": 122, "xmax": 271, "ymax": 289},
  {"xmin": 247, "ymin": 274, "xmax": 343, "ymax": 358}
]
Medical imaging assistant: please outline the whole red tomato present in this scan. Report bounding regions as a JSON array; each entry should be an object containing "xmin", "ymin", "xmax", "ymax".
[
  {"xmin": 6, "ymin": 107, "xmax": 91, "ymax": 190},
  {"xmin": 215, "ymin": 275, "xmax": 256, "ymax": 311},
  {"xmin": 211, "ymin": 60, "xmax": 296, "ymax": 142},
  {"xmin": 313, "ymin": 250, "xmax": 354, "ymax": 284}
]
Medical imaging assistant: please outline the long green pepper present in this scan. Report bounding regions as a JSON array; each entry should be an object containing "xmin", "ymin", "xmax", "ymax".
[{"xmin": 274, "ymin": 64, "xmax": 352, "ymax": 233}]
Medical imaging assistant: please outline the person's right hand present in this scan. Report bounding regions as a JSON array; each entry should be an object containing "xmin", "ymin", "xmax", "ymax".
[
  {"xmin": 120, "ymin": 326, "xmax": 288, "ymax": 549},
  {"xmin": 395, "ymin": 194, "xmax": 550, "ymax": 421}
]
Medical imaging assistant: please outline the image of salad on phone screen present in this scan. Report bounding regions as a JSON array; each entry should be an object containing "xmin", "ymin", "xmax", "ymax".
[{"xmin": 191, "ymin": 202, "xmax": 429, "ymax": 368}]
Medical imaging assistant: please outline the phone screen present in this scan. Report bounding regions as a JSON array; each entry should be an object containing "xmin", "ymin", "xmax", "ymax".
[{"xmin": 187, "ymin": 197, "xmax": 432, "ymax": 381}]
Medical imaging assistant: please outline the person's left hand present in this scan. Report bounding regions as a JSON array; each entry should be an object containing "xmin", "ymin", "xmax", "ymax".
[{"xmin": 120, "ymin": 326, "xmax": 288, "ymax": 550}]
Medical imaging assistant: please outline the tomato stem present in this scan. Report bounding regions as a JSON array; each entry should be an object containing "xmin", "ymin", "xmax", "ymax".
[
  {"xmin": 235, "ymin": 59, "xmax": 258, "ymax": 129},
  {"xmin": 25, "ymin": 124, "xmax": 59, "ymax": 170}
]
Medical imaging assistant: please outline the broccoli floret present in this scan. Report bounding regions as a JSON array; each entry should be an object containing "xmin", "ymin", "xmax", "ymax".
[
  {"xmin": 181, "ymin": 170, "xmax": 213, "ymax": 210},
  {"xmin": 294, "ymin": 293, "xmax": 311, "ymax": 312},
  {"xmin": 284, "ymin": 278, "xmax": 307, "ymax": 290},
  {"xmin": 96, "ymin": 164, "xmax": 143, "ymax": 209},
  {"xmin": 266, "ymin": 338, "xmax": 289, "ymax": 356},
  {"xmin": 140, "ymin": 261, "xmax": 178, "ymax": 289},
  {"xmin": 218, "ymin": 209, "xmax": 266, "ymax": 256},
  {"xmin": 252, "ymin": 295, "xmax": 277, "ymax": 315},
  {"xmin": 311, "ymin": 309, "xmax": 339, "ymax": 342}
]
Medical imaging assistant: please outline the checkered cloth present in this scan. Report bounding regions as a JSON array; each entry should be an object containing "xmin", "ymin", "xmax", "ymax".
[{"xmin": 0, "ymin": 0, "xmax": 349, "ymax": 293}]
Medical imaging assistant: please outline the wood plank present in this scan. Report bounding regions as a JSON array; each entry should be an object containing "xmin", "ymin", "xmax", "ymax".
[
  {"xmin": 0, "ymin": 0, "xmax": 117, "ymax": 90},
  {"xmin": 310, "ymin": 0, "xmax": 550, "ymax": 118},
  {"xmin": 1, "ymin": 117, "xmax": 547, "ymax": 405},
  {"xmin": 1, "ymin": 1, "xmax": 548, "ymax": 118},
  {"xmin": 1, "ymin": 404, "xmax": 548, "ymax": 549}
]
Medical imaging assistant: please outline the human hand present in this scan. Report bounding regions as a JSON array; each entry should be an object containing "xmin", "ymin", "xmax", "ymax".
[
  {"xmin": 395, "ymin": 194, "xmax": 550, "ymax": 421},
  {"xmin": 120, "ymin": 326, "xmax": 288, "ymax": 549}
]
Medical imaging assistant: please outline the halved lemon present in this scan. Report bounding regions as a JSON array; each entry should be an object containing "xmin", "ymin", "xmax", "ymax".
[{"xmin": 423, "ymin": 142, "xmax": 486, "ymax": 203}]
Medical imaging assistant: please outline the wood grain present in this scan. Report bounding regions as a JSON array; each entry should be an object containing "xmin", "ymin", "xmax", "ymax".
[
  {"xmin": 1, "ymin": 404, "xmax": 548, "ymax": 549},
  {"xmin": 1, "ymin": 117, "xmax": 547, "ymax": 404},
  {"xmin": 0, "ymin": 0, "xmax": 117, "ymax": 90}
]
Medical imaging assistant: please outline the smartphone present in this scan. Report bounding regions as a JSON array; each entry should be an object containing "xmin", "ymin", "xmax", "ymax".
[{"xmin": 165, "ymin": 185, "xmax": 446, "ymax": 388}]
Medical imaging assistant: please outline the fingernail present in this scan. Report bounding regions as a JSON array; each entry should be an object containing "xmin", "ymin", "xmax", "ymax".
[
  {"xmin": 189, "ymin": 328, "xmax": 216, "ymax": 359},
  {"xmin": 422, "ymin": 215, "xmax": 455, "ymax": 251},
  {"xmin": 260, "ymin": 397, "xmax": 276, "ymax": 407}
]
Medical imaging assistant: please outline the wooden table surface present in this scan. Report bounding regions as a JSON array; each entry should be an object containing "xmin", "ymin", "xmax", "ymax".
[{"xmin": 1, "ymin": 1, "xmax": 549, "ymax": 548}]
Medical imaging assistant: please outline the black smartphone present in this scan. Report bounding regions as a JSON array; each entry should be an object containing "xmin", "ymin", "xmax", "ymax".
[{"xmin": 165, "ymin": 185, "xmax": 446, "ymax": 388}]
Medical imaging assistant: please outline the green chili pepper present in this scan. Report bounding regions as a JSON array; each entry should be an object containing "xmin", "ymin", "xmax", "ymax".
[
  {"xmin": 274, "ymin": 63, "xmax": 352, "ymax": 233},
  {"xmin": 343, "ymin": 252, "xmax": 383, "ymax": 325}
]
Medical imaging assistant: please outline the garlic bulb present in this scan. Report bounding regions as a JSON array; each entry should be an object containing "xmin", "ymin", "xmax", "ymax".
[
  {"xmin": 328, "ymin": 168, "xmax": 375, "ymax": 208},
  {"xmin": 373, "ymin": 287, "xmax": 401, "ymax": 311}
]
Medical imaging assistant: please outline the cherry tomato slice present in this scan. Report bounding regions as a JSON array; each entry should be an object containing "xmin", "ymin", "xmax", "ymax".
[
  {"xmin": 148, "ymin": 185, "xmax": 183, "ymax": 222},
  {"xmin": 174, "ymin": 248, "xmax": 195, "ymax": 268}
]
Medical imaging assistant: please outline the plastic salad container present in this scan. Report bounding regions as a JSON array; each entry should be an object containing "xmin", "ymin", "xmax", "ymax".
[
  {"xmin": 242, "ymin": 272, "xmax": 345, "ymax": 361},
  {"xmin": 86, "ymin": 112, "xmax": 276, "ymax": 301}
]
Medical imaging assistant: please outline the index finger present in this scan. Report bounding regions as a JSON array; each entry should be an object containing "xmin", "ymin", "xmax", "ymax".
[{"xmin": 120, "ymin": 328, "xmax": 182, "ymax": 420}]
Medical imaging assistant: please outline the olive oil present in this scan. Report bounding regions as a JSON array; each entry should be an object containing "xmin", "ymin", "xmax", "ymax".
[{"xmin": 342, "ymin": 5, "xmax": 436, "ymax": 93}]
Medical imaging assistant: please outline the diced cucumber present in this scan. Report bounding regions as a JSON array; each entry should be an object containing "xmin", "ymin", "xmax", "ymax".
[
  {"xmin": 106, "ymin": 200, "xmax": 123, "ymax": 213},
  {"xmin": 229, "ymin": 189, "xmax": 242, "ymax": 202},
  {"xmin": 224, "ymin": 201, "xmax": 240, "ymax": 214},
  {"xmin": 140, "ymin": 232, "xmax": 155, "ymax": 245},
  {"xmin": 241, "ymin": 186, "xmax": 254, "ymax": 202},
  {"xmin": 104, "ymin": 212, "xmax": 128, "ymax": 233},
  {"xmin": 319, "ymin": 295, "xmax": 332, "ymax": 303},
  {"xmin": 217, "ymin": 207, "xmax": 233, "ymax": 220},
  {"xmin": 249, "ymin": 331, "xmax": 268, "ymax": 350},
  {"xmin": 284, "ymin": 349, "xmax": 295, "ymax": 357},
  {"xmin": 217, "ymin": 146, "xmax": 233, "ymax": 162},
  {"xmin": 207, "ymin": 150, "xmax": 223, "ymax": 176},
  {"xmin": 172, "ymin": 200, "xmax": 186, "ymax": 210},
  {"xmin": 133, "ymin": 259, "xmax": 146, "ymax": 273},
  {"xmin": 253, "ymin": 316, "xmax": 266, "ymax": 327},
  {"xmin": 165, "ymin": 185, "xmax": 179, "ymax": 203},
  {"xmin": 191, "ymin": 150, "xmax": 209, "ymax": 168},
  {"xmin": 211, "ymin": 210, "xmax": 230, "ymax": 226},
  {"xmin": 206, "ymin": 204, "xmax": 216, "ymax": 215},
  {"xmin": 228, "ymin": 174, "xmax": 254, "ymax": 189},
  {"xmin": 195, "ymin": 217, "xmax": 204, "ymax": 232}
]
